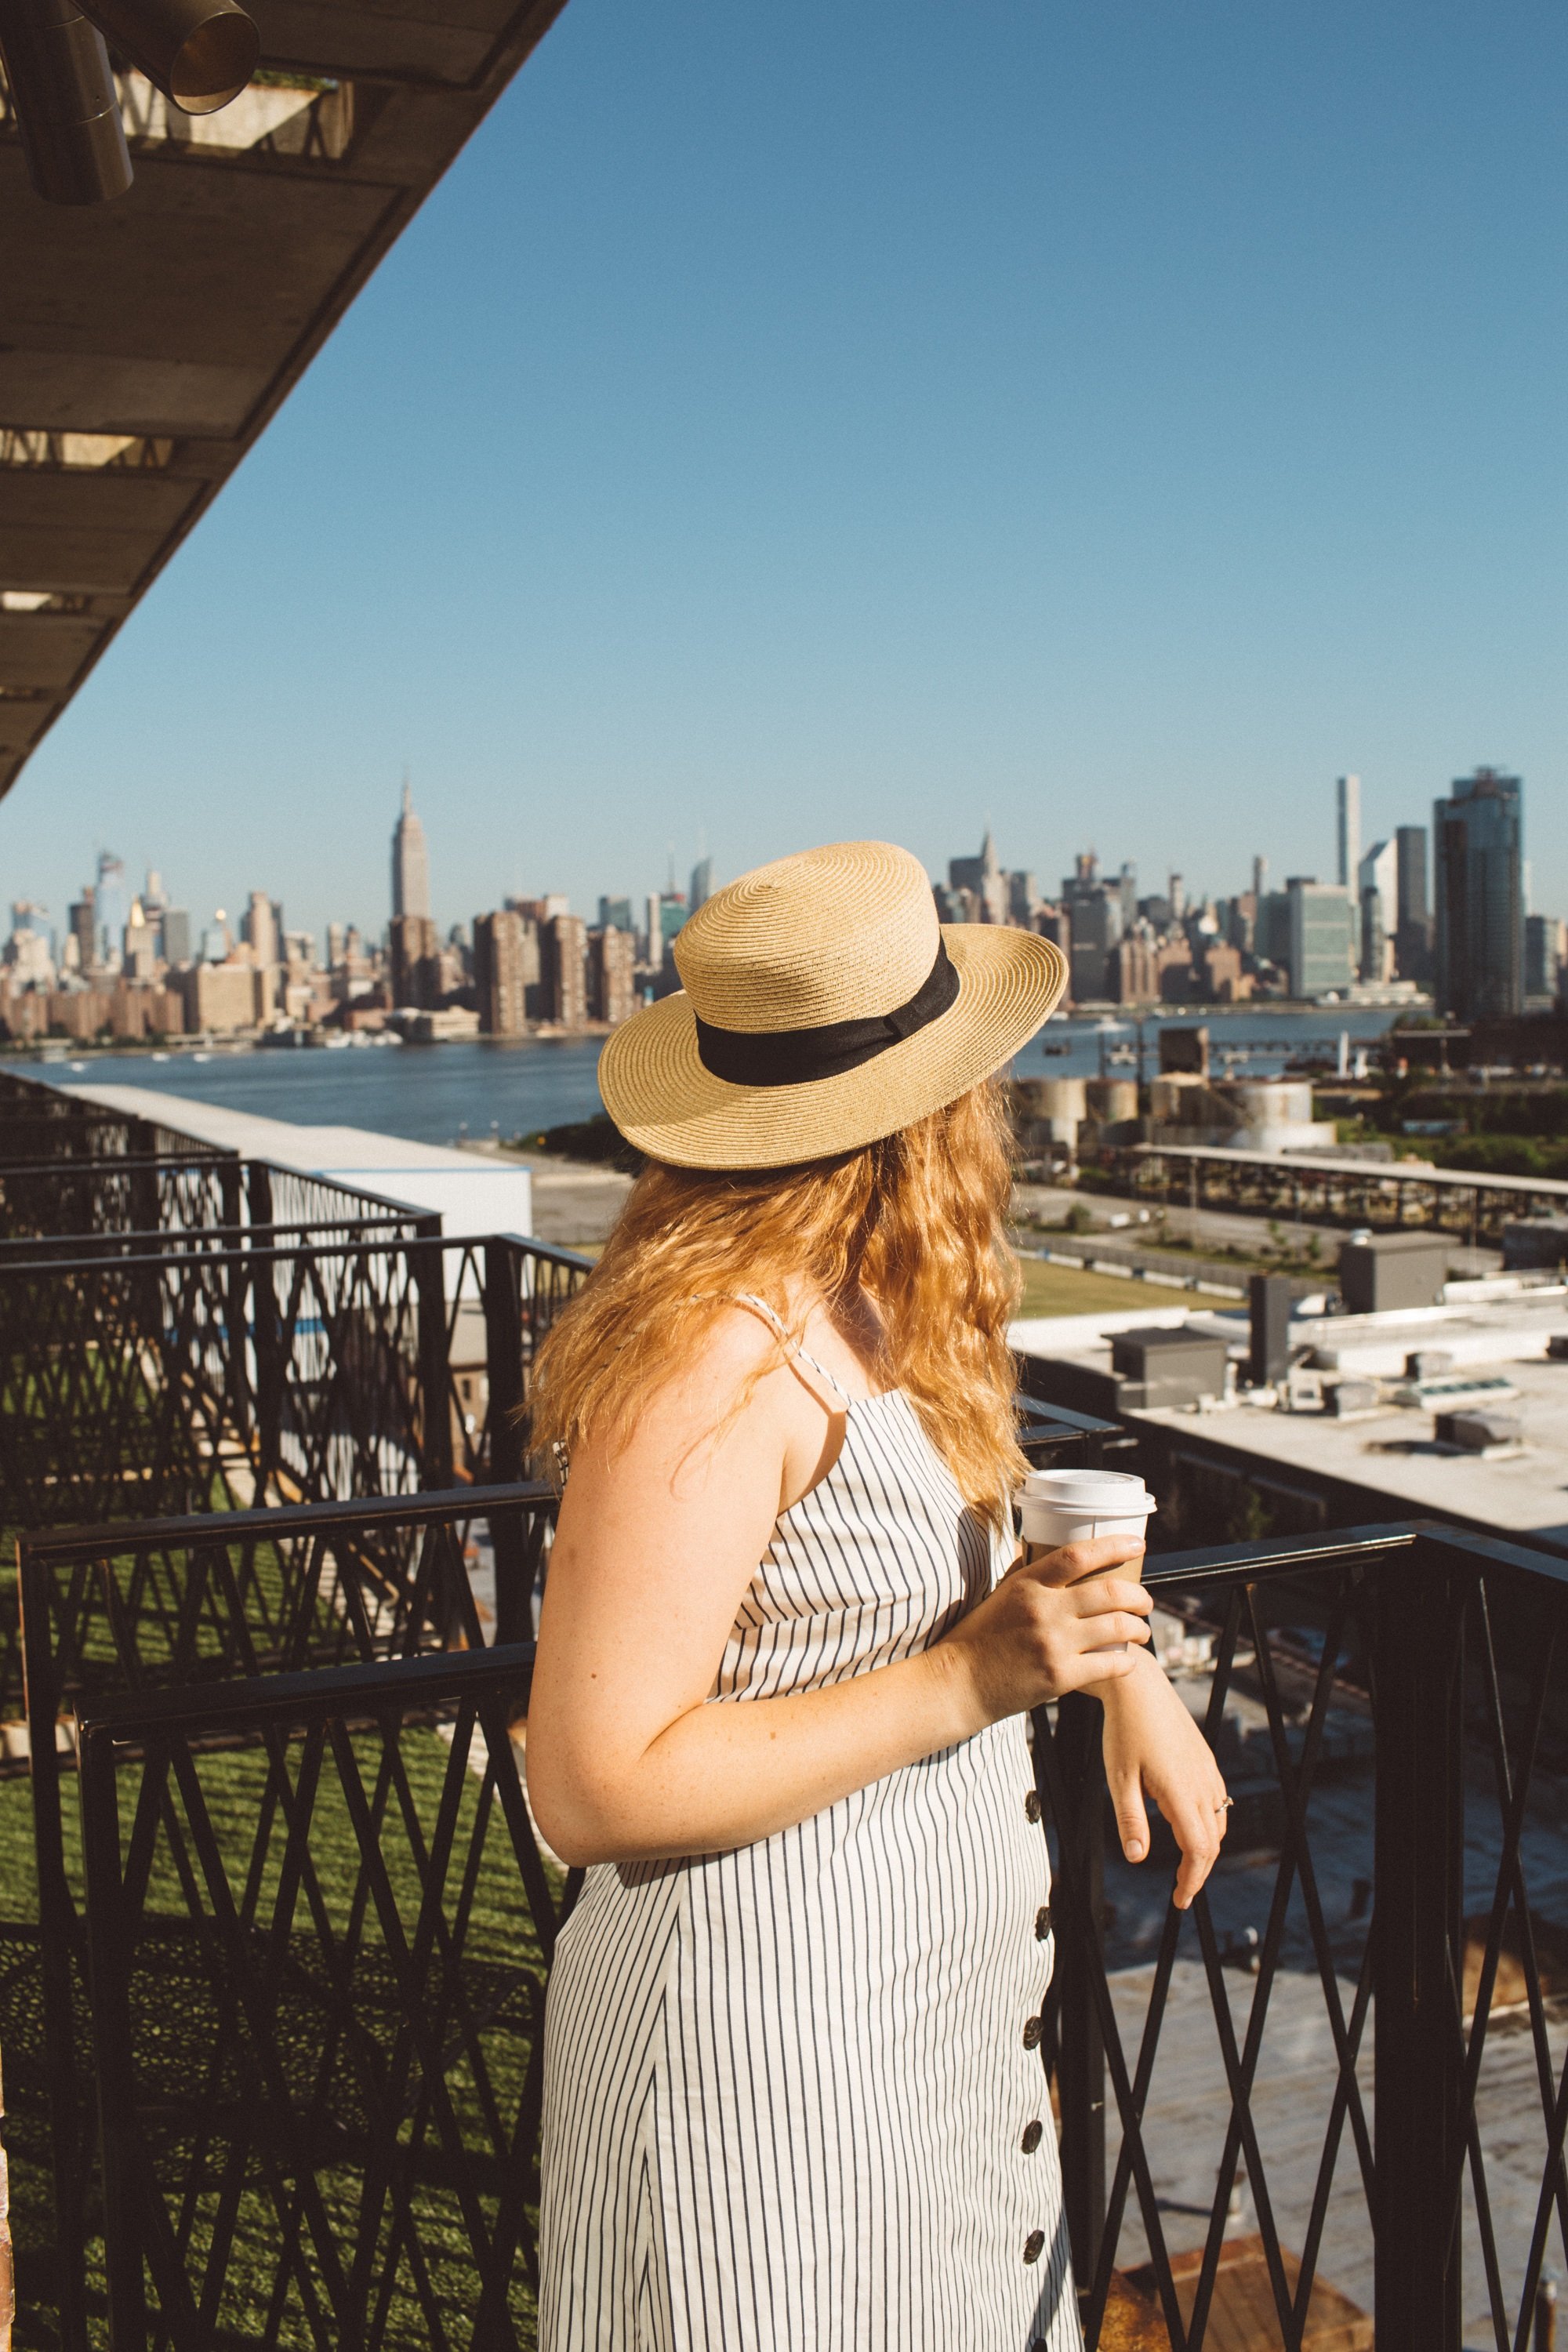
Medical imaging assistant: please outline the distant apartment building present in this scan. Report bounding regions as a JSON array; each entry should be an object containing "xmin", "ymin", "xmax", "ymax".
[
  {"xmin": 390, "ymin": 782, "xmax": 430, "ymax": 921},
  {"xmin": 182, "ymin": 961, "xmax": 258, "ymax": 1034},
  {"xmin": 542, "ymin": 913, "xmax": 587, "ymax": 1028},
  {"xmin": 390, "ymin": 913, "xmax": 441, "ymax": 1009},
  {"xmin": 474, "ymin": 909, "xmax": 532, "ymax": 1035},
  {"xmin": 587, "ymin": 925, "xmax": 637, "ymax": 1025},
  {"xmin": 1286, "ymin": 879, "xmax": 1356, "ymax": 1000},
  {"xmin": 1434, "ymin": 768, "xmax": 1523, "ymax": 1021},
  {"xmin": 1110, "ymin": 934, "xmax": 1161, "ymax": 1006}
]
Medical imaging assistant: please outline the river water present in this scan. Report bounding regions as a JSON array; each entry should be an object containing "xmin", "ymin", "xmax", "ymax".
[{"xmin": 12, "ymin": 1004, "xmax": 1403, "ymax": 1150}]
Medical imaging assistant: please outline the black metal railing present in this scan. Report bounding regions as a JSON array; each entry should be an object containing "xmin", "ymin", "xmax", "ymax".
[
  {"xmin": 45, "ymin": 1511, "xmax": 1568, "ymax": 2352},
  {"xmin": 0, "ymin": 1232, "xmax": 591, "ymax": 1717},
  {"xmin": 0, "ymin": 1072, "xmax": 217, "ymax": 1166},
  {"xmin": 21, "ymin": 1485, "xmax": 561, "ymax": 2351},
  {"xmin": 1035, "ymin": 1519, "xmax": 1568, "ymax": 2352},
  {"xmin": 0, "ymin": 1149, "xmax": 432, "ymax": 1247},
  {"xmin": 76, "ymin": 1642, "xmax": 556, "ymax": 2351},
  {"xmin": 13, "ymin": 1401, "xmax": 1113, "ymax": 2350}
]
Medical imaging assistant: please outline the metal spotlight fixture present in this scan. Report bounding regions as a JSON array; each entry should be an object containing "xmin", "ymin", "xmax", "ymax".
[
  {"xmin": 0, "ymin": 0, "xmax": 258, "ymax": 205},
  {"xmin": 82, "ymin": 0, "xmax": 257, "ymax": 114}
]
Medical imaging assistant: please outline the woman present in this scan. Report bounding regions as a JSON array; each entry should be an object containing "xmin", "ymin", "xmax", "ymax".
[{"xmin": 527, "ymin": 840, "xmax": 1228, "ymax": 2351}]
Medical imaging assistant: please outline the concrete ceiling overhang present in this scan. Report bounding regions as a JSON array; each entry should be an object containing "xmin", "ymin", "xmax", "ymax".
[{"xmin": 0, "ymin": 0, "xmax": 570, "ymax": 801}]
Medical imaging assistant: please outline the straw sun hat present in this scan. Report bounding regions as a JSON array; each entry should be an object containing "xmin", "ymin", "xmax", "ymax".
[{"xmin": 599, "ymin": 840, "xmax": 1068, "ymax": 1170}]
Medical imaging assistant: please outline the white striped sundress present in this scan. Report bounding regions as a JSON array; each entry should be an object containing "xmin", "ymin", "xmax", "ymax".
[{"xmin": 537, "ymin": 1305, "xmax": 1080, "ymax": 2351}]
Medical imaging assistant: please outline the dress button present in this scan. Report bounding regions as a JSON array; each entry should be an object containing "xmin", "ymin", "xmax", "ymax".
[
  {"xmin": 1023, "ymin": 2230, "xmax": 1046, "ymax": 2264},
  {"xmin": 1024, "ymin": 1788, "xmax": 1042, "ymax": 1824},
  {"xmin": 1035, "ymin": 1904, "xmax": 1052, "ymax": 1940},
  {"xmin": 1021, "ymin": 2119, "xmax": 1044, "ymax": 2154},
  {"xmin": 1022, "ymin": 2015, "xmax": 1044, "ymax": 2050}
]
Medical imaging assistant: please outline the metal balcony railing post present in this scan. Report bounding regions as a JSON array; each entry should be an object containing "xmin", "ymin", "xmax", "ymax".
[
  {"xmin": 1046, "ymin": 1689, "xmax": 1107, "ymax": 2287},
  {"xmin": 20, "ymin": 1552, "xmax": 90, "ymax": 2352},
  {"xmin": 246, "ymin": 1168, "xmax": 284, "ymax": 1494},
  {"xmin": 1374, "ymin": 1534, "xmax": 1465, "ymax": 2351},
  {"xmin": 413, "ymin": 1238, "xmax": 456, "ymax": 1490},
  {"xmin": 245, "ymin": 1159, "xmax": 274, "ymax": 1231},
  {"xmin": 218, "ymin": 1158, "xmax": 252, "ymax": 1443},
  {"xmin": 77, "ymin": 1716, "xmax": 150, "ymax": 2352},
  {"xmin": 485, "ymin": 1239, "xmax": 531, "ymax": 1642}
]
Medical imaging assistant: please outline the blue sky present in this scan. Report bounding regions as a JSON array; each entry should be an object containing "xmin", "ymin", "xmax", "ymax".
[{"xmin": 5, "ymin": 0, "xmax": 1564, "ymax": 944}]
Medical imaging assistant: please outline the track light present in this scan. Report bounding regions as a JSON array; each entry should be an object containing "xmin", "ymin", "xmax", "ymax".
[
  {"xmin": 82, "ymin": 0, "xmax": 256, "ymax": 114},
  {"xmin": 0, "ymin": 0, "xmax": 258, "ymax": 205},
  {"xmin": 0, "ymin": 0, "xmax": 132, "ymax": 204}
]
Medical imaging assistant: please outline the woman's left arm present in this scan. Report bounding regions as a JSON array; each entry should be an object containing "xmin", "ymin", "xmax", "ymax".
[{"xmin": 1098, "ymin": 1650, "xmax": 1229, "ymax": 1909}]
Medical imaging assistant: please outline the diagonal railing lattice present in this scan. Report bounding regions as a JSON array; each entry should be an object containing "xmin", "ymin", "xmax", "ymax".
[{"xmin": 1035, "ymin": 1522, "xmax": 1568, "ymax": 2352}]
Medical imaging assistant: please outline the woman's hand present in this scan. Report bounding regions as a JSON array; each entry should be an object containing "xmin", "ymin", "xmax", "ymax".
[
  {"xmin": 938, "ymin": 1536, "xmax": 1153, "ymax": 1725},
  {"xmin": 1100, "ymin": 1650, "xmax": 1229, "ymax": 1909}
]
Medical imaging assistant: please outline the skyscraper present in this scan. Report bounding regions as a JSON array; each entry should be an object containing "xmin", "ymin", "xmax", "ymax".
[
  {"xmin": 542, "ymin": 913, "xmax": 587, "ymax": 1027},
  {"xmin": 390, "ymin": 781, "xmax": 431, "ymax": 922},
  {"xmin": 1356, "ymin": 841, "xmax": 1398, "ymax": 983},
  {"xmin": 1433, "ymin": 768, "xmax": 1523, "ymax": 1021},
  {"xmin": 474, "ymin": 909, "xmax": 532, "ymax": 1035},
  {"xmin": 1287, "ymin": 879, "xmax": 1357, "ymax": 1000},
  {"xmin": 1336, "ymin": 776, "xmax": 1361, "ymax": 891},
  {"xmin": 1394, "ymin": 826, "xmax": 1431, "ymax": 980},
  {"xmin": 390, "ymin": 913, "xmax": 440, "ymax": 1008},
  {"xmin": 588, "ymin": 924, "xmax": 637, "ymax": 1025},
  {"xmin": 242, "ymin": 889, "xmax": 278, "ymax": 969},
  {"xmin": 67, "ymin": 887, "xmax": 95, "ymax": 973},
  {"xmin": 95, "ymin": 851, "xmax": 128, "ymax": 967},
  {"xmin": 953, "ymin": 833, "xmax": 1007, "ymax": 924},
  {"xmin": 689, "ymin": 858, "xmax": 713, "ymax": 915}
]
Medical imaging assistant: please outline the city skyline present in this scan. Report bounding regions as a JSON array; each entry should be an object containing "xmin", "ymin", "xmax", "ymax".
[
  {"xmin": 5, "ymin": 760, "xmax": 1543, "ymax": 971},
  {"xmin": 6, "ymin": 764, "xmax": 1553, "ymax": 1050},
  {"xmin": 0, "ymin": 1, "xmax": 1559, "ymax": 939}
]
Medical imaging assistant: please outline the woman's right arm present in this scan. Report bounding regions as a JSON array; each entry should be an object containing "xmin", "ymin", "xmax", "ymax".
[{"xmin": 524, "ymin": 1317, "xmax": 1150, "ymax": 1866}]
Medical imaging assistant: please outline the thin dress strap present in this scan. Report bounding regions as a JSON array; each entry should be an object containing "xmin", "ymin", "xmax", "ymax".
[{"xmin": 728, "ymin": 1292, "xmax": 855, "ymax": 1410}]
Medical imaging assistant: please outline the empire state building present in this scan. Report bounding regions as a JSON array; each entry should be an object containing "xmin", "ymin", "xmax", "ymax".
[{"xmin": 391, "ymin": 780, "xmax": 430, "ymax": 920}]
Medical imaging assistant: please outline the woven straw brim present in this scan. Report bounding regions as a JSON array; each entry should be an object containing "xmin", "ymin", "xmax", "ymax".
[{"xmin": 599, "ymin": 926, "xmax": 1068, "ymax": 1170}]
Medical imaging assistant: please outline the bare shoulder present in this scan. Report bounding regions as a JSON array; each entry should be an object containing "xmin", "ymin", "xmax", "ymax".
[{"xmin": 571, "ymin": 1300, "xmax": 797, "ymax": 1490}]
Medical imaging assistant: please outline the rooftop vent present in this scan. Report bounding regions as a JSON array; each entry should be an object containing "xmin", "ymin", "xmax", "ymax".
[{"xmin": 1435, "ymin": 1409, "xmax": 1524, "ymax": 1457}]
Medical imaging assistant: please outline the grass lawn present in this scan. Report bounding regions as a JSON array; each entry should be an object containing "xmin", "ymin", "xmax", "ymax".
[{"xmin": 1014, "ymin": 1257, "xmax": 1166, "ymax": 1318}]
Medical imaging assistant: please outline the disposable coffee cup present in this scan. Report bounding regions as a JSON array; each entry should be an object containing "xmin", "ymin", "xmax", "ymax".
[{"xmin": 1018, "ymin": 1469, "xmax": 1158, "ymax": 1652}]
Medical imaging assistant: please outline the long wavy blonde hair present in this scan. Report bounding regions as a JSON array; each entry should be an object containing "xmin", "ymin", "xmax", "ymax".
[{"xmin": 527, "ymin": 1080, "xmax": 1024, "ymax": 1526}]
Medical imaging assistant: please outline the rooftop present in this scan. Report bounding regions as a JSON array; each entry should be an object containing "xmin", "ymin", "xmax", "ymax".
[{"xmin": 1014, "ymin": 1277, "xmax": 1568, "ymax": 1548}]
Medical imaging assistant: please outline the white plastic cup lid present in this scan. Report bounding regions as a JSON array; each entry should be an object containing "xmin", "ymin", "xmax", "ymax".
[{"xmin": 1022, "ymin": 1468, "xmax": 1156, "ymax": 1519}]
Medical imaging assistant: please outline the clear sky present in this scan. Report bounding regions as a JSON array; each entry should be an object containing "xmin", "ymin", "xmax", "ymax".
[{"xmin": 4, "ymin": 0, "xmax": 1563, "ymax": 946}]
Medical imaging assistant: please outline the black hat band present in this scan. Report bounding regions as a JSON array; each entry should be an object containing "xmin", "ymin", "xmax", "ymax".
[{"xmin": 693, "ymin": 940, "xmax": 960, "ymax": 1089}]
